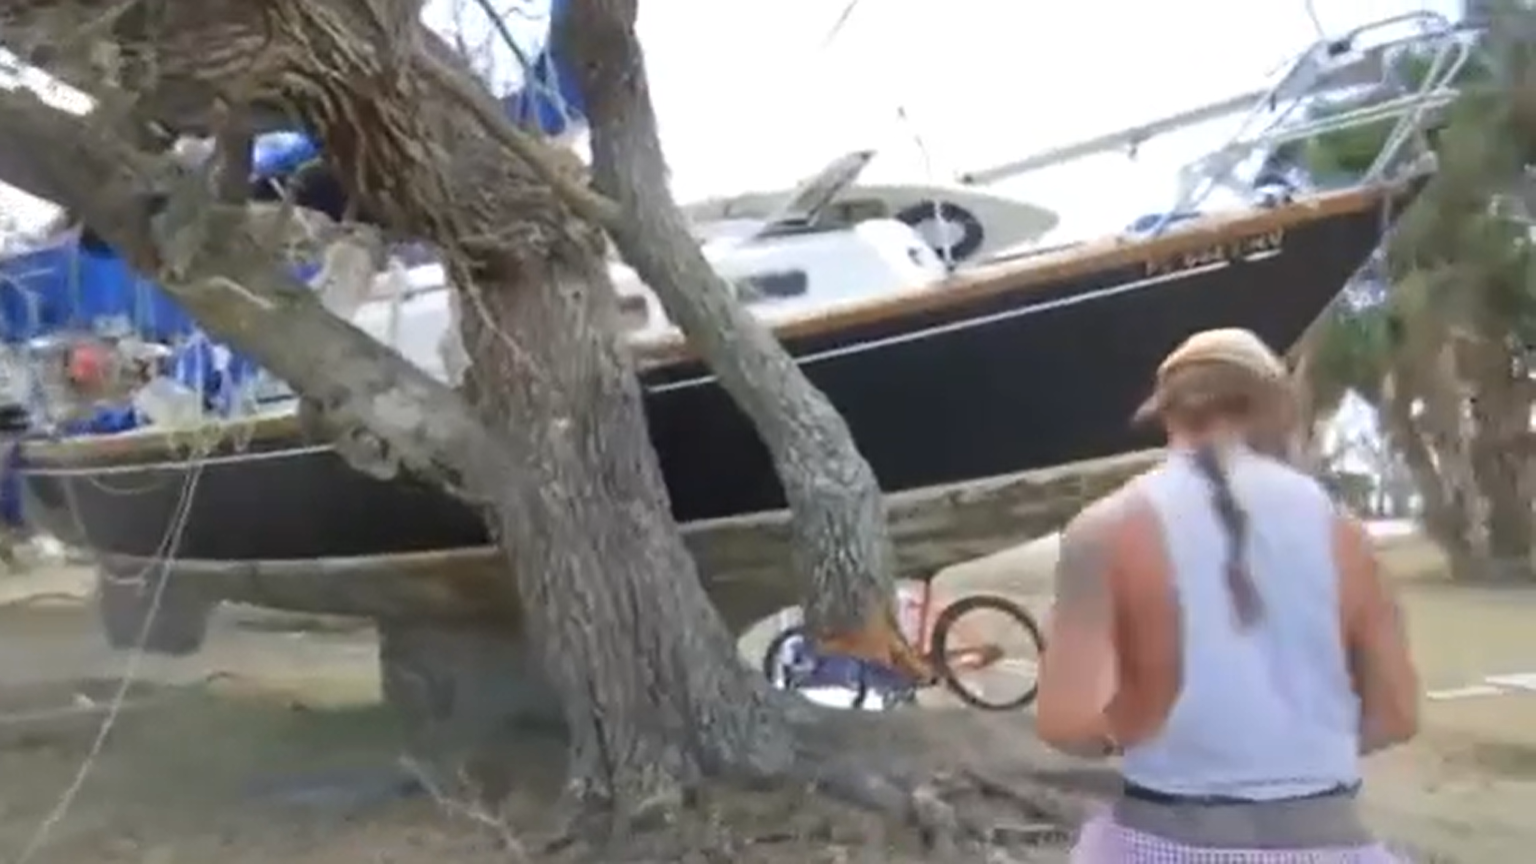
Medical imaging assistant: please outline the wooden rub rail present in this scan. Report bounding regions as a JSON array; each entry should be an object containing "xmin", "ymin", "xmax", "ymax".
[
  {"xmin": 635, "ymin": 182, "xmax": 1398, "ymax": 364},
  {"xmin": 99, "ymin": 449, "xmax": 1161, "ymax": 631}
]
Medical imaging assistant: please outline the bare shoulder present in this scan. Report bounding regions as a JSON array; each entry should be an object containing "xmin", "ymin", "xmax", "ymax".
[
  {"xmin": 1062, "ymin": 478, "xmax": 1155, "ymax": 546},
  {"xmin": 1055, "ymin": 483, "xmax": 1153, "ymax": 610}
]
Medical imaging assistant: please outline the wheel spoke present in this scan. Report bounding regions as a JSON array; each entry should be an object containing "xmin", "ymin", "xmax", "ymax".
[{"xmin": 930, "ymin": 594, "xmax": 1044, "ymax": 711}]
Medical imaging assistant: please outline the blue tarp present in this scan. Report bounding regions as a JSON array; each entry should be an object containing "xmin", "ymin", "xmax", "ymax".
[
  {"xmin": 502, "ymin": 4, "xmax": 586, "ymax": 141},
  {"xmin": 1124, "ymin": 211, "xmax": 1204, "ymax": 236},
  {"xmin": 252, "ymin": 131, "xmax": 321, "ymax": 179},
  {"xmin": 0, "ymin": 229, "xmax": 275, "ymax": 435},
  {"xmin": 0, "ymin": 235, "xmax": 196, "ymax": 345}
]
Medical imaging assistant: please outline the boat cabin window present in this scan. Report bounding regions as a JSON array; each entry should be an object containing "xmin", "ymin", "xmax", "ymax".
[
  {"xmin": 753, "ymin": 220, "xmax": 835, "ymax": 240},
  {"xmin": 733, "ymin": 270, "xmax": 809, "ymax": 304},
  {"xmin": 752, "ymin": 199, "xmax": 891, "ymax": 239},
  {"xmin": 617, "ymin": 294, "xmax": 651, "ymax": 331},
  {"xmin": 823, "ymin": 199, "xmax": 890, "ymax": 227}
]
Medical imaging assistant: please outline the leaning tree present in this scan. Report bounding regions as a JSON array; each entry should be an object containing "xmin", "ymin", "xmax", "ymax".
[{"xmin": 0, "ymin": 0, "xmax": 1058, "ymax": 843}]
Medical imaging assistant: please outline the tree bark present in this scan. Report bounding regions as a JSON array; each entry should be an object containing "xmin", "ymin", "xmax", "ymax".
[
  {"xmin": 1381, "ymin": 369, "xmax": 1482, "ymax": 579},
  {"xmin": 377, "ymin": 620, "xmax": 564, "ymax": 799},
  {"xmin": 459, "ymin": 244, "xmax": 798, "ymax": 810},
  {"xmin": 560, "ymin": 0, "xmax": 921, "ymax": 676},
  {"xmin": 1465, "ymin": 340, "xmax": 1535, "ymax": 579}
]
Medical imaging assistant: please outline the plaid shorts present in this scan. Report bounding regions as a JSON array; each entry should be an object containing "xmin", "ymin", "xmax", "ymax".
[{"xmin": 1070, "ymin": 813, "xmax": 1407, "ymax": 863}]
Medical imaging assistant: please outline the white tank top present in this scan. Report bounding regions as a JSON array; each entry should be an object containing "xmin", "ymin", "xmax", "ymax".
[{"xmin": 1119, "ymin": 445, "xmax": 1361, "ymax": 799}]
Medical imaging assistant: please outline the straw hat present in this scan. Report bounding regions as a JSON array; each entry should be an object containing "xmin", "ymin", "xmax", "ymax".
[{"xmin": 1134, "ymin": 328, "xmax": 1287, "ymax": 423}]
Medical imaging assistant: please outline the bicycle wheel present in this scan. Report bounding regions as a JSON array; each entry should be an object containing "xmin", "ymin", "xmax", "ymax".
[
  {"xmin": 931, "ymin": 594, "xmax": 1044, "ymax": 711},
  {"xmin": 761, "ymin": 624, "xmax": 810, "ymax": 688}
]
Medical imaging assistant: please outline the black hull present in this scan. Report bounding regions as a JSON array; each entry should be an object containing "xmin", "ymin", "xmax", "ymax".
[{"xmin": 19, "ymin": 186, "xmax": 1409, "ymax": 562}]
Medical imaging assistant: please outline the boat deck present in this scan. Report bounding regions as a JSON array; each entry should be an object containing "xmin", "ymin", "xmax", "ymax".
[{"xmin": 632, "ymin": 180, "xmax": 1399, "ymax": 363}]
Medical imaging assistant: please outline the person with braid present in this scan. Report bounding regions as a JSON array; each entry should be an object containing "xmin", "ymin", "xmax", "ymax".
[{"xmin": 1035, "ymin": 328, "xmax": 1420, "ymax": 862}]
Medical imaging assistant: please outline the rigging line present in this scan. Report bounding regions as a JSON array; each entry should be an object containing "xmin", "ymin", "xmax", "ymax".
[
  {"xmin": 501, "ymin": 0, "xmax": 543, "ymax": 20},
  {"xmin": 51, "ymin": 229, "xmax": 189, "ymax": 495},
  {"xmin": 10, "ymin": 451, "xmax": 208, "ymax": 864},
  {"xmin": 1304, "ymin": 0, "xmax": 1327, "ymax": 38},
  {"xmin": 467, "ymin": 0, "xmax": 575, "ymax": 130},
  {"xmin": 818, "ymin": 0, "xmax": 866, "ymax": 52},
  {"xmin": 469, "ymin": 0, "xmax": 539, "ymax": 81},
  {"xmin": 893, "ymin": 105, "xmax": 954, "ymax": 269}
]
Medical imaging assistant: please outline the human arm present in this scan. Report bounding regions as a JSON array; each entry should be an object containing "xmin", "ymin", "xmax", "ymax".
[
  {"xmin": 1335, "ymin": 514, "xmax": 1420, "ymax": 755},
  {"xmin": 1035, "ymin": 501, "xmax": 1122, "ymax": 758}
]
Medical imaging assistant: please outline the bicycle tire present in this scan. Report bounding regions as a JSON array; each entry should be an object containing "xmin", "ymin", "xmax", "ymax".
[
  {"xmin": 931, "ymin": 594, "xmax": 1044, "ymax": 711},
  {"xmin": 760, "ymin": 624, "xmax": 809, "ymax": 685}
]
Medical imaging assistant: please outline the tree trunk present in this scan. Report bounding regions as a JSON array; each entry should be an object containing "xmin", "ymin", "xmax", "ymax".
[
  {"xmin": 1466, "ymin": 341, "xmax": 1535, "ymax": 579},
  {"xmin": 377, "ymin": 620, "xmax": 563, "ymax": 799},
  {"xmin": 455, "ymin": 240, "xmax": 797, "ymax": 809},
  {"xmin": 1287, "ymin": 321, "xmax": 1334, "ymax": 469},
  {"xmin": 1381, "ymin": 370, "xmax": 1482, "ymax": 579},
  {"xmin": 561, "ymin": 0, "xmax": 921, "ymax": 676}
]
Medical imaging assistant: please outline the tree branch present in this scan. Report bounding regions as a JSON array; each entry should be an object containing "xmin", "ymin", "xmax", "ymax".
[
  {"xmin": 211, "ymin": 103, "xmax": 255, "ymax": 205},
  {"xmin": 413, "ymin": 50, "xmax": 622, "ymax": 227},
  {"xmin": 0, "ymin": 85, "xmax": 497, "ymax": 494},
  {"xmin": 559, "ymin": 0, "xmax": 917, "ymax": 668}
]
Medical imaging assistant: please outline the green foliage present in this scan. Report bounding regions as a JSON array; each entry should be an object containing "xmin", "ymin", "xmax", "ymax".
[
  {"xmin": 1388, "ymin": 81, "xmax": 1536, "ymax": 345},
  {"xmin": 1300, "ymin": 49, "xmax": 1490, "ymax": 180},
  {"xmin": 1302, "ymin": 24, "xmax": 1536, "ymax": 401},
  {"xmin": 1307, "ymin": 302, "xmax": 1393, "ymax": 409}
]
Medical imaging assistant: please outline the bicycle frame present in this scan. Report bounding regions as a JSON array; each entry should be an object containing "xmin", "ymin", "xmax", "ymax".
[{"xmin": 898, "ymin": 579, "xmax": 942, "ymax": 655}]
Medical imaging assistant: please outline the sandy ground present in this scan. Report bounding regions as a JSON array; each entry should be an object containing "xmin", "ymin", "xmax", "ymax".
[{"xmin": 0, "ymin": 535, "xmax": 1530, "ymax": 862}]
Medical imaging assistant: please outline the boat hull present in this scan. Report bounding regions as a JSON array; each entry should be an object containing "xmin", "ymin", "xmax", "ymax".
[{"xmin": 18, "ymin": 185, "xmax": 1408, "ymax": 563}]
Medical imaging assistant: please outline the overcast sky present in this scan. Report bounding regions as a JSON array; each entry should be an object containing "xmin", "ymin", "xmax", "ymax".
[
  {"xmin": 630, "ymin": 0, "xmax": 1464, "ymax": 236},
  {"xmin": 3, "ymin": 0, "xmax": 1461, "ymax": 239}
]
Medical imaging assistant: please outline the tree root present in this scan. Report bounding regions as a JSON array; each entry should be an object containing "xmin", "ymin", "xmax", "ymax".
[
  {"xmin": 407, "ymin": 689, "xmax": 1102, "ymax": 862},
  {"xmin": 778, "ymin": 706, "xmax": 1114, "ymax": 859},
  {"xmin": 537, "ymin": 766, "xmax": 1085, "ymax": 863}
]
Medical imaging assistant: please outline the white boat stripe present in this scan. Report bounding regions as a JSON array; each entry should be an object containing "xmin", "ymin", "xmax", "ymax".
[
  {"xmin": 646, "ymin": 257, "xmax": 1253, "ymax": 393},
  {"xmin": 21, "ymin": 444, "xmax": 333, "ymax": 477}
]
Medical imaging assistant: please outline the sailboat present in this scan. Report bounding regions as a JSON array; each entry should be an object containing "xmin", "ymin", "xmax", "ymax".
[{"xmin": 1, "ymin": 10, "xmax": 1467, "ymax": 649}]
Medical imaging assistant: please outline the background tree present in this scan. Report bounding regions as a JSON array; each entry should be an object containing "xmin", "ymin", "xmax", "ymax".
[{"xmin": 1297, "ymin": 4, "xmax": 1536, "ymax": 579}]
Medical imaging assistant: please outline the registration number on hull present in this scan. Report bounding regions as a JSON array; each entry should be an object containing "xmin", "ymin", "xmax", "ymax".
[{"xmin": 1144, "ymin": 229, "xmax": 1285, "ymax": 278}]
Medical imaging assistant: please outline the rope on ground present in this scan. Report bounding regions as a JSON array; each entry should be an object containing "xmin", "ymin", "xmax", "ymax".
[
  {"xmin": 0, "ymin": 591, "xmax": 86, "ymax": 609},
  {"xmin": 0, "ymin": 671, "xmax": 248, "ymax": 731}
]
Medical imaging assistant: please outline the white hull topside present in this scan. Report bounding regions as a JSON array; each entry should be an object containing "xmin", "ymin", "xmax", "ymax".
[{"xmin": 349, "ymin": 217, "xmax": 953, "ymax": 386}]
